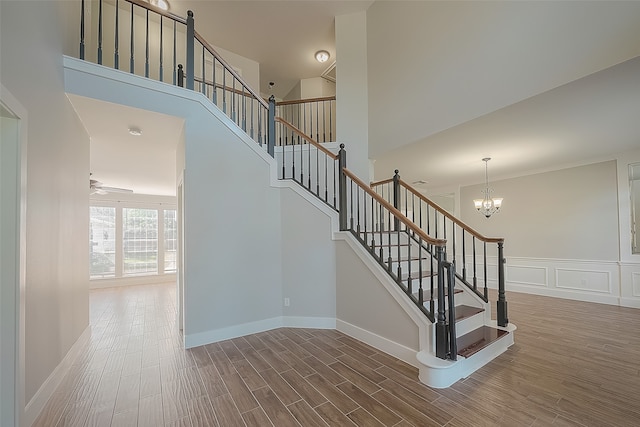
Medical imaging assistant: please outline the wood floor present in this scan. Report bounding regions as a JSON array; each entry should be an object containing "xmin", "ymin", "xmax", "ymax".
[{"xmin": 33, "ymin": 283, "xmax": 640, "ymax": 426}]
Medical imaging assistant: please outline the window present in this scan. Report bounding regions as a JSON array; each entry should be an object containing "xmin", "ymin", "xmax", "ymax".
[
  {"xmin": 90, "ymin": 207, "xmax": 116, "ymax": 278},
  {"xmin": 123, "ymin": 208, "xmax": 158, "ymax": 275},
  {"xmin": 164, "ymin": 209, "xmax": 177, "ymax": 272},
  {"xmin": 89, "ymin": 205, "xmax": 177, "ymax": 280}
]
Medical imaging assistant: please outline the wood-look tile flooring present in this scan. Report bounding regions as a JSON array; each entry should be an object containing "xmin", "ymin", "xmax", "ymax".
[{"xmin": 34, "ymin": 283, "xmax": 640, "ymax": 426}]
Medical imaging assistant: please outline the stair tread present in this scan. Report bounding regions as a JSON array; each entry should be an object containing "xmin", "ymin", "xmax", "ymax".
[
  {"xmin": 412, "ymin": 287, "xmax": 462, "ymax": 299},
  {"xmin": 390, "ymin": 255, "xmax": 431, "ymax": 263},
  {"xmin": 457, "ymin": 326, "xmax": 509, "ymax": 358},
  {"xmin": 401, "ymin": 270, "xmax": 437, "ymax": 280},
  {"xmin": 450, "ymin": 305, "xmax": 484, "ymax": 322}
]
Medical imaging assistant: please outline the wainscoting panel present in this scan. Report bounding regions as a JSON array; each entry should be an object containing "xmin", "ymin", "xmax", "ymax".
[
  {"xmin": 555, "ymin": 268, "xmax": 611, "ymax": 293},
  {"xmin": 493, "ymin": 257, "xmax": 638, "ymax": 307},
  {"xmin": 506, "ymin": 264, "xmax": 547, "ymax": 287}
]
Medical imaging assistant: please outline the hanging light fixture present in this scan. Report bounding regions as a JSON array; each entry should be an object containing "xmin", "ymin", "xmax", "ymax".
[{"xmin": 473, "ymin": 157, "xmax": 503, "ymax": 218}]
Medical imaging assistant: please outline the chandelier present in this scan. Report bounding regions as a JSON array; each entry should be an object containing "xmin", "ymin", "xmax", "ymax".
[{"xmin": 473, "ymin": 157, "xmax": 503, "ymax": 218}]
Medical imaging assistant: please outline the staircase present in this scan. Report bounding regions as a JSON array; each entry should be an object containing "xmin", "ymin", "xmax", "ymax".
[{"xmin": 75, "ymin": 0, "xmax": 514, "ymax": 388}]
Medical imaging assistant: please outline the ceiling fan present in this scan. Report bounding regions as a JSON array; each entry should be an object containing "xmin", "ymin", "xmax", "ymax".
[{"xmin": 90, "ymin": 175, "xmax": 133, "ymax": 195}]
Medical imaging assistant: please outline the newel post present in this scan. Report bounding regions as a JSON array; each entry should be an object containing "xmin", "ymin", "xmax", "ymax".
[
  {"xmin": 177, "ymin": 65, "xmax": 184, "ymax": 88},
  {"xmin": 392, "ymin": 169, "xmax": 400, "ymax": 231},
  {"xmin": 435, "ymin": 245, "xmax": 449, "ymax": 359},
  {"xmin": 338, "ymin": 144, "xmax": 347, "ymax": 231},
  {"xmin": 185, "ymin": 10, "xmax": 195, "ymax": 90},
  {"xmin": 497, "ymin": 242, "xmax": 509, "ymax": 327},
  {"xmin": 267, "ymin": 96, "xmax": 276, "ymax": 157}
]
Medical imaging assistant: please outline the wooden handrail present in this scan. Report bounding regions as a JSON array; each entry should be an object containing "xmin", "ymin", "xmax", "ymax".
[
  {"xmin": 342, "ymin": 168, "xmax": 447, "ymax": 247},
  {"xmin": 275, "ymin": 117, "xmax": 338, "ymax": 160},
  {"xmin": 126, "ymin": 0, "xmax": 187, "ymax": 24},
  {"xmin": 194, "ymin": 32, "xmax": 269, "ymax": 109},
  {"xmin": 194, "ymin": 76, "xmax": 256, "ymax": 99},
  {"xmin": 397, "ymin": 179, "xmax": 504, "ymax": 244},
  {"xmin": 370, "ymin": 177, "xmax": 394, "ymax": 187},
  {"xmin": 276, "ymin": 96, "xmax": 336, "ymax": 107}
]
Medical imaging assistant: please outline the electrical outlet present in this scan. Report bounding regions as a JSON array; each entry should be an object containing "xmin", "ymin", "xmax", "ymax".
[{"xmin": 284, "ymin": 298, "xmax": 290, "ymax": 307}]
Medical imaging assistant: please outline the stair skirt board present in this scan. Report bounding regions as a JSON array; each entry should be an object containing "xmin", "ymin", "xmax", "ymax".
[{"xmin": 416, "ymin": 322, "xmax": 516, "ymax": 389}]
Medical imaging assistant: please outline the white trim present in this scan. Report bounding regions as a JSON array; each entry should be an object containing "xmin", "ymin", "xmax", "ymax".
[
  {"xmin": 336, "ymin": 319, "xmax": 418, "ymax": 368},
  {"xmin": 184, "ymin": 316, "xmax": 336, "ymax": 349},
  {"xmin": 507, "ymin": 284, "xmax": 621, "ymax": 306},
  {"xmin": 555, "ymin": 267, "xmax": 612, "ymax": 294},
  {"xmin": 0, "ymin": 83, "xmax": 28, "ymax": 427},
  {"xmin": 23, "ymin": 326, "xmax": 90, "ymax": 427}
]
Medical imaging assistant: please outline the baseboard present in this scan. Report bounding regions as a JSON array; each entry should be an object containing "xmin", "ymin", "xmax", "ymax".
[
  {"xmin": 184, "ymin": 316, "xmax": 336, "ymax": 349},
  {"xmin": 620, "ymin": 297, "xmax": 640, "ymax": 309},
  {"xmin": 507, "ymin": 284, "xmax": 621, "ymax": 306},
  {"xmin": 24, "ymin": 325, "xmax": 90, "ymax": 427},
  {"xmin": 336, "ymin": 319, "xmax": 418, "ymax": 368},
  {"xmin": 282, "ymin": 316, "xmax": 336, "ymax": 329}
]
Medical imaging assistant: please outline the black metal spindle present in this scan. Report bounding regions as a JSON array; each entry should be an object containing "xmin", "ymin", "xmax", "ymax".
[
  {"xmin": 114, "ymin": 0, "xmax": 119, "ymax": 69},
  {"xmin": 80, "ymin": 0, "xmax": 85, "ymax": 59},
  {"xmin": 462, "ymin": 230, "xmax": 467, "ymax": 281},
  {"xmin": 129, "ymin": 2, "xmax": 134, "ymax": 73},
  {"xmin": 185, "ymin": 11, "xmax": 194, "ymax": 90},
  {"xmin": 98, "ymin": 0, "xmax": 103, "ymax": 64},
  {"xmin": 201, "ymin": 46, "xmax": 205, "ymax": 95},
  {"xmin": 472, "ymin": 236, "xmax": 477, "ymax": 291},
  {"xmin": 145, "ymin": 10, "xmax": 149, "ymax": 77},
  {"xmin": 483, "ymin": 242, "xmax": 488, "ymax": 300},
  {"xmin": 172, "ymin": 21, "xmax": 176, "ymax": 85},
  {"xmin": 158, "ymin": 16, "xmax": 163, "ymax": 81}
]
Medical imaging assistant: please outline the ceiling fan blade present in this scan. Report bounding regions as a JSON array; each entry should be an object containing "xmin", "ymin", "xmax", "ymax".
[{"xmin": 98, "ymin": 186, "xmax": 133, "ymax": 194}]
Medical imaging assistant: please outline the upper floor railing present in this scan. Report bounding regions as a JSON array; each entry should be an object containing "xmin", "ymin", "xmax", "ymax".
[
  {"xmin": 371, "ymin": 170, "xmax": 509, "ymax": 327},
  {"xmin": 79, "ymin": 0, "xmax": 269, "ymax": 148},
  {"xmin": 276, "ymin": 96, "xmax": 336, "ymax": 143}
]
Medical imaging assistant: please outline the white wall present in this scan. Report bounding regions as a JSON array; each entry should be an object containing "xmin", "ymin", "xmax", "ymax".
[
  {"xmin": 366, "ymin": 1, "xmax": 640, "ymax": 158},
  {"xmin": 459, "ymin": 161, "xmax": 634, "ymax": 306},
  {"xmin": 336, "ymin": 11, "xmax": 370, "ymax": 182},
  {"xmin": 336, "ymin": 240, "xmax": 420, "ymax": 356},
  {"xmin": 1, "ymin": 0, "xmax": 90, "ymax": 414},
  {"xmin": 280, "ymin": 188, "xmax": 336, "ymax": 321}
]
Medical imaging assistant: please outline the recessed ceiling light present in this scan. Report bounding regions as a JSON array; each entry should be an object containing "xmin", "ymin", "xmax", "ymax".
[
  {"xmin": 128, "ymin": 127, "xmax": 142, "ymax": 136},
  {"xmin": 315, "ymin": 50, "xmax": 330, "ymax": 63},
  {"xmin": 150, "ymin": 0, "xmax": 170, "ymax": 11}
]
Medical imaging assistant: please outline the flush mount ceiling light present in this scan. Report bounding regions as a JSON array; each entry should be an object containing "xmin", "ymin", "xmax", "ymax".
[
  {"xmin": 473, "ymin": 157, "xmax": 503, "ymax": 218},
  {"xmin": 315, "ymin": 50, "xmax": 330, "ymax": 63},
  {"xmin": 128, "ymin": 127, "xmax": 143, "ymax": 136},
  {"xmin": 149, "ymin": 0, "xmax": 170, "ymax": 11}
]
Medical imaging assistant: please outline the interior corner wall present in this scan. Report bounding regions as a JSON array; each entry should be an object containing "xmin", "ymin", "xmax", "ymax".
[
  {"xmin": 182, "ymin": 107, "xmax": 283, "ymax": 346},
  {"xmin": 280, "ymin": 188, "xmax": 336, "ymax": 321},
  {"xmin": 460, "ymin": 161, "xmax": 622, "ymax": 304},
  {"xmin": 335, "ymin": 240, "xmax": 419, "ymax": 352},
  {"xmin": 335, "ymin": 11, "xmax": 370, "ymax": 182},
  {"xmin": 1, "ymin": 0, "xmax": 90, "ymax": 404}
]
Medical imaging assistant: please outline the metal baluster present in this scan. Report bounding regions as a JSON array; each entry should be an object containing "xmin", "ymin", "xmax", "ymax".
[
  {"xmin": 483, "ymin": 242, "xmax": 488, "ymax": 300},
  {"xmin": 130, "ymin": 2, "xmax": 134, "ymax": 73},
  {"xmin": 472, "ymin": 236, "xmax": 477, "ymax": 291},
  {"xmin": 418, "ymin": 239, "xmax": 424, "ymax": 306},
  {"xmin": 98, "ymin": 0, "xmax": 103, "ymax": 64},
  {"xmin": 324, "ymin": 155, "xmax": 328, "ymax": 203},
  {"xmin": 462, "ymin": 230, "xmax": 467, "ymax": 281},
  {"xmin": 250, "ymin": 98, "xmax": 254, "ymax": 140},
  {"xmin": 145, "ymin": 9, "xmax": 149, "ymax": 77},
  {"xmin": 201, "ymin": 46, "xmax": 205, "ymax": 95},
  {"xmin": 329, "ymin": 100, "xmax": 333, "ymax": 141},
  {"xmin": 315, "ymin": 144, "xmax": 319, "ymax": 196},
  {"xmin": 356, "ymin": 182, "xmax": 361, "ymax": 234},
  {"xmin": 159, "ymin": 16, "xmax": 163, "ymax": 81},
  {"xmin": 80, "ymin": 0, "xmax": 85, "ymax": 59},
  {"xmin": 172, "ymin": 21, "xmax": 176, "ymax": 85},
  {"xmin": 242, "ymin": 88, "xmax": 247, "ymax": 132},
  {"xmin": 114, "ymin": 0, "xmax": 119, "ymax": 69},
  {"xmin": 232, "ymin": 79, "xmax": 236, "ymax": 123},
  {"xmin": 222, "ymin": 70, "xmax": 226, "ymax": 113},
  {"xmin": 316, "ymin": 101, "xmax": 320, "ymax": 141}
]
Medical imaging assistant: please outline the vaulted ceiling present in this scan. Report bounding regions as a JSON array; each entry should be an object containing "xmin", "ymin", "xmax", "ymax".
[{"xmin": 75, "ymin": 0, "xmax": 640, "ymax": 197}]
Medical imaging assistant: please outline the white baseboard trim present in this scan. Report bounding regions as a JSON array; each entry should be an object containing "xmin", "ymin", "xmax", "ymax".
[
  {"xmin": 620, "ymin": 297, "xmax": 640, "ymax": 309},
  {"xmin": 282, "ymin": 316, "xmax": 336, "ymax": 329},
  {"xmin": 336, "ymin": 319, "xmax": 419, "ymax": 369},
  {"xmin": 24, "ymin": 325, "xmax": 91, "ymax": 427},
  {"xmin": 508, "ymin": 283, "xmax": 620, "ymax": 306},
  {"xmin": 184, "ymin": 316, "xmax": 337, "ymax": 349}
]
